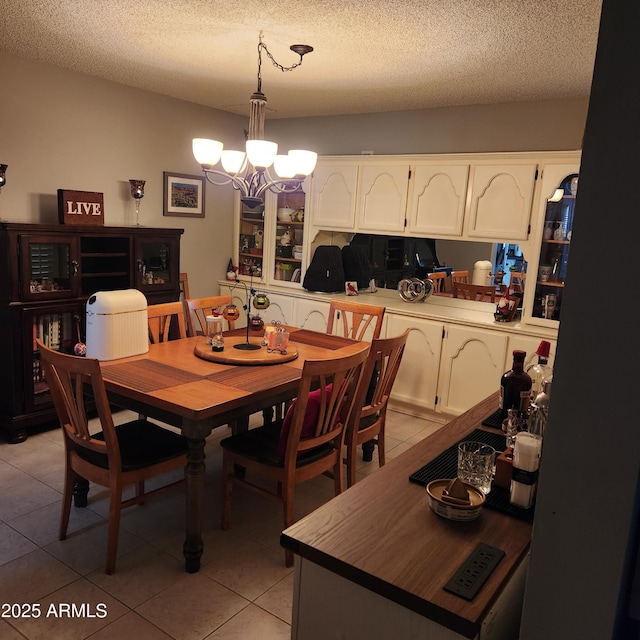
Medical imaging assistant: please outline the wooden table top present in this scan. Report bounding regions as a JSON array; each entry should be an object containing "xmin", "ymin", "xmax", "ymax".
[
  {"xmin": 281, "ymin": 392, "xmax": 532, "ymax": 638},
  {"xmin": 100, "ymin": 328, "xmax": 368, "ymax": 428}
]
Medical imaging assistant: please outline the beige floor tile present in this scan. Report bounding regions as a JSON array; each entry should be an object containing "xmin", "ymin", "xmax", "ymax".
[
  {"xmin": 0, "ymin": 460, "xmax": 33, "ymax": 492},
  {"xmin": 204, "ymin": 603, "xmax": 291, "ymax": 640},
  {"xmin": 89, "ymin": 611, "xmax": 174, "ymax": 639},
  {"xmin": 9, "ymin": 578, "xmax": 128, "ymax": 640},
  {"xmin": 136, "ymin": 572, "xmax": 248, "ymax": 640},
  {"xmin": 200, "ymin": 537, "xmax": 292, "ymax": 601},
  {"xmin": 0, "ymin": 548, "xmax": 80, "ymax": 606},
  {"xmin": 0, "ymin": 619, "xmax": 28, "ymax": 639},
  {"xmin": 87, "ymin": 544, "xmax": 184, "ymax": 608},
  {"xmin": 44, "ymin": 521, "xmax": 145, "ymax": 575},
  {"xmin": 0, "ymin": 476, "xmax": 61, "ymax": 521},
  {"xmin": 253, "ymin": 572, "xmax": 295, "ymax": 623},
  {"xmin": 9, "ymin": 499, "xmax": 104, "ymax": 547},
  {"xmin": 0, "ymin": 522, "xmax": 38, "ymax": 565}
]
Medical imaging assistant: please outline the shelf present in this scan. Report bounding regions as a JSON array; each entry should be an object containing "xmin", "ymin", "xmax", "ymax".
[
  {"xmin": 276, "ymin": 220, "xmax": 304, "ymax": 227},
  {"xmin": 239, "ymin": 252, "xmax": 263, "ymax": 259},
  {"xmin": 536, "ymin": 280, "xmax": 565, "ymax": 288},
  {"xmin": 241, "ymin": 216, "xmax": 264, "ymax": 223},
  {"xmin": 275, "ymin": 257, "xmax": 302, "ymax": 263},
  {"xmin": 541, "ymin": 239, "xmax": 570, "ymax": 245},
  {"xmin": 81, "ymin": 252, "xmax": 129, "ymax": 257}
]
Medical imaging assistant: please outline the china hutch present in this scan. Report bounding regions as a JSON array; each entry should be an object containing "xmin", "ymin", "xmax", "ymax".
[{"xmin": 0, "ymin": 222, "xmax": 183, "ymax": 443}]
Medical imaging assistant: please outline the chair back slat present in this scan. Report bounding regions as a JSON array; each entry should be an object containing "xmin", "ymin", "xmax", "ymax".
[
  {"xmin": 186, "ymin": 295, "xmax": 234, "ymax": 336},
  {"xmin": 452, "ymin": 281, "xmax": 496, "ymax": 302},
  {"xmin": 282, "ymin": 349, "xmax": 369, "ymax": 461},
  {"xmin": 147, "ymin": 301, "xmax": 188, "ymax": 343},
  {"xmin": 327, "ymin": 300, "xmax": 385, "ymax": 341}
]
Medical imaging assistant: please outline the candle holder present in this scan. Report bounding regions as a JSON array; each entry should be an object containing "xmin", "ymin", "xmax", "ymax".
[
  {"xmin": 129, "ymin": 179, "xmax": 145, "ymax": 225},
  {"xmin": 229, "ymin": 268, "xmax": 262, "ymax": 351}
]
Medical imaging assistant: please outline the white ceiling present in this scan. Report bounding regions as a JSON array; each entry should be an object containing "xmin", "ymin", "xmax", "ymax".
[{"xmin": 0, "ymin": 0, "xmax": 602, "ymax": 120}]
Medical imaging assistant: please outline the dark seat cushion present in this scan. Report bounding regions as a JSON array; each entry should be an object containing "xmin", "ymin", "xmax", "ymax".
[
  {"xmin": 75, "ymin": 420, "xmax": 188, "ymax": 472},
  {"xmin": 221, "ymin": 421, "xmax": 334, "ymax": 468}
]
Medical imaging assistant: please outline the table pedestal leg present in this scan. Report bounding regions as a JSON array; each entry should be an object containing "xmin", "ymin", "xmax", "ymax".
[{"xmin": 183, "ymin": 436, "xmax": 206, "ymax": 573}]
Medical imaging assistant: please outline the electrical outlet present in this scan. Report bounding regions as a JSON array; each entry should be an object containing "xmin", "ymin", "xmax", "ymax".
[{"xmin": 443, "ymin": 543, "xmax": 505, "ymax": 600}]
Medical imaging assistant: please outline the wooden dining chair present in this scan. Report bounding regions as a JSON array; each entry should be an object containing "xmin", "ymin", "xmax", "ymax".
[
  {"xmin": 147, "ymin": 301, "xmax": 188, "ymax": 343},
  {"xmin": 452, "ymin": 281, "xmax": 497, "ymax": 302},
  {"xmin": 220, "ymin": 347, "xmax": 369, "ymax": 566},
  {"xmin": 37, "ymin": 340, "xmax": 188, "ymax": 575},
  {"xmin": 344, "ymin": 329, "xmax": 410, "ymax": 488},
  {"xmin": 179, "ymin": 272, "xmax": 190, "ymax": 300},
  {"xmin": 451, "ymin": 269, "xmax": 470, "ymax": 284},
  {"xmin": 327, "ymin": 299, "xmax": 385, "ymax": 341},
  {"xmin": 186, "ymin": 294, "xmax": 234, "ymax": 337},
  {"xmin": 510, "ymin": 271, "xmax": 526, "ymax": 293},
  {"xmin": 427, "ymin": 271, "xmax": 447, "ymax": 293}
]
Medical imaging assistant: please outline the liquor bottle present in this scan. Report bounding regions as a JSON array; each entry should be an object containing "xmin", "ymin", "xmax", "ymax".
[
  {"xmin": 499, "ymin": 350, "xmax": 532, "ymax": 420},
  {"xmin": 526, "ymin": 340, "xmax": 553, "ymax": 400}
]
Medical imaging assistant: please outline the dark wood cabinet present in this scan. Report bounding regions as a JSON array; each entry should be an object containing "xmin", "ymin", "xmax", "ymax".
[{"xmin": 0, "ymin": 223, "xmax": 183, "ymax": 443}]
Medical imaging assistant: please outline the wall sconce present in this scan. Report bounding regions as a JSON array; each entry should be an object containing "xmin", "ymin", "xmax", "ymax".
[
  {"xmin": 129, "ymin": 179, "xmax": 145, "ymax": 225},
  {"xmin": 0, "ymin": 164, "xmax": 7, "ymax": 192}
]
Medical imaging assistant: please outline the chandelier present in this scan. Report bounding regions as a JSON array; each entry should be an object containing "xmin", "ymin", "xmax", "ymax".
[{"xmin": 192, "ymin": 35, "xmax": 317, "ymax": 209}]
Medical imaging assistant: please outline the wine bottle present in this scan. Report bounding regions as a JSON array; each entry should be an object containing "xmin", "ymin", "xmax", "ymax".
[
  {"xmin": 499, "ymin": 350, "xmax": 532, "ymax": 420},
  {"xmin": 526, "ymin": 340, "xmax": 553, "ymax": 400}
]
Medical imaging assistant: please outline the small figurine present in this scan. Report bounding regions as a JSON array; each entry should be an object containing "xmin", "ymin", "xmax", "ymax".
[{"xmin": 280, "ymin": 230, "xmax": 291, "ymax": 246}]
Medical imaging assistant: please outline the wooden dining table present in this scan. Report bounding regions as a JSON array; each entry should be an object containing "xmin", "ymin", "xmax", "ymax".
[{"xmin": 99, "ymin": 327, "xmax": 369, "ymax": 573}]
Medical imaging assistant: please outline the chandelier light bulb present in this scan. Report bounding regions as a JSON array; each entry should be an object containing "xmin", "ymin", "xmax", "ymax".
[{"xmin": 192, "ymin": 35, "xmax": 315, "ymax": 207}]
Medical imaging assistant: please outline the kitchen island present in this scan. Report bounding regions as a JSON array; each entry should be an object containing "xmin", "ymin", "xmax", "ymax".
[{"xmin": 281, "ymin": 393, "xmax": 532, "ymax": 640}]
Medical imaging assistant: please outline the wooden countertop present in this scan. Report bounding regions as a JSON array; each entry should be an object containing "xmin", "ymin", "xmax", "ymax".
[{"xmin": 281, "ymin": 393, "xmax": 532, "ymax": 638}]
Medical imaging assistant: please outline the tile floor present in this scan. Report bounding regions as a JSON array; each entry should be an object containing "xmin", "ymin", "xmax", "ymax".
[{"xmin": 0, "ymin": 409, "xmax": 445, "ymax": 640}]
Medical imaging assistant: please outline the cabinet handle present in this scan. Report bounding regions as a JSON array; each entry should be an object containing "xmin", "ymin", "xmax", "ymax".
[{"xmin": 71, "ymin": 260, "xmax": 79, "ymax": 276}]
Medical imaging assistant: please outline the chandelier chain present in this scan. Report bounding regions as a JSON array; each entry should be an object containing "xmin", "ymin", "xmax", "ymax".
[{"xmin": 256, "ymin": 38, "xmax": 306, "ymax": 93}]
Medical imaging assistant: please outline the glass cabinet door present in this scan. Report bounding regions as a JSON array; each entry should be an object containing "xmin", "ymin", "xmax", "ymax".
[
  {"xmin": 531, "ymin": 173, "xmax": 578, "ymax": 322},
  {"xmin": 237, "ymin": 202, "xmax": 265, "ymax": 279},
  {"xmin": 272, "ymin": 188, "xmax": 305, "ymax": 286},
  {"xmin": 134, "ymin": 235, "xmax": 179, "ymax": 296},
  {"xmin": 20, "ymin": 234, "xmax": 80, "ymax": 301}
]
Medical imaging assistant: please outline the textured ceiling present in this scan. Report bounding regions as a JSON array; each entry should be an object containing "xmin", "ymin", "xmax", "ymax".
[{"xmin": 0, "ymin": 0, "xmax": 602, "ymax": 119}]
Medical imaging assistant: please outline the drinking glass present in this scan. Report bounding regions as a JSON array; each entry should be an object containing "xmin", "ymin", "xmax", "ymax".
[{"xmin": 457, "ymin": 441, "xmax": 496, "ymax": 495}]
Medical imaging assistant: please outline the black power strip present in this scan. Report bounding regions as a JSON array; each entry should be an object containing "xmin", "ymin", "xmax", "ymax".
[{"xmin": 443, "ymin": 543, "xmax": 505, "ymax": 601}]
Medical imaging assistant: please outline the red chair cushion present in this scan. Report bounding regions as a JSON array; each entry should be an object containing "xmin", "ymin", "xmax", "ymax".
[{"xmin": 278, "ymin": 384, "xmax": 332, "ymax": 459}]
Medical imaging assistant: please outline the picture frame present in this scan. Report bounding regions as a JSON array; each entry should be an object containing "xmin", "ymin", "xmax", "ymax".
[{"xmin": 163, "ymin": 172, "xmax": 205, "ymax": 218}]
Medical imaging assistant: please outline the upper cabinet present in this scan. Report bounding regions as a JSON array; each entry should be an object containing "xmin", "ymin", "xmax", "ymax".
[
  {"xmin": 308, "ymin": 161, "xmax": 359, "ymax": 230},
  {"xmin": 307, "ymin": 153, "xmax": 551, "ymax": 243},
  {"xmin": 357, "ymin": 163, "xmax": 410, "ymax": 233},
  {"xmin": 406, "ymin": 163, "xmax": 469, "ymax": 236},
  {"xmin": 522, "ymin": 161, "xmax": 580, "ymax": 328},
  {"xmin": 466, "ymin": 163, "xmax": 537, "ymax": 240}
]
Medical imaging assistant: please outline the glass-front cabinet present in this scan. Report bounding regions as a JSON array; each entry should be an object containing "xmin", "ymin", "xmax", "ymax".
[
  {"xmin": 523, "ymin": 162, "xmax": 580, "ymax": 327},
  {"xmin": 234, "ymin": 185, "xmax": 307, "ymax": 287}
]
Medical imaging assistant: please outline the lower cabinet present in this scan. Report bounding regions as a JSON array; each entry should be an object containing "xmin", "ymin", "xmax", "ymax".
[
  {"xmin": 437, "ymin": 325, "xmax": 509, "ymax": 415},
  {"xmin": 294, "ymin": 299, "xmax": 330, "ymax": 332},
  {"xmin": 385, "ymin": 314, "xmax": 443, "ymax": 413}
]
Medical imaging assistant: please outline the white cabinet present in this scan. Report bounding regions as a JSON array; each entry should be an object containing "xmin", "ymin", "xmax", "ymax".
[
  {"xmin": 437, "ymin": 325, "xmax": 508, "ymax": 415},
  {"xmin": 294, "ymin": 298, "xmax": 330, "ymax": 332},
  {"xmin": 308, "ymin": 161, "xmax": 359, "ymax": 230},
  {"xmin": 386, "ymin": 314, "xmax": 443, "ymax": 413},
  {"xmin": 466, "ymin": 163, "xmax": 537, "ymax": 241},
  {"xmin": 260, "ymin": 292, "xmax": 294, "ymax": 326},
  {"xmin": 357, "ymin": 164, "xmax": 409, "ymax": 233},
  {"xmin": 406, "ymin": 163, "xmax": 469, "ymax": 237}
]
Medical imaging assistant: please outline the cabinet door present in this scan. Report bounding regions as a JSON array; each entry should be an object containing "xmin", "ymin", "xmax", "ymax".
[
  {"xmin": 261, "ymin": 293, "xmax": 294, "ymax": 326},
  {"xmin": 437, "ymin": 325, "xmax": 508, "ymax": 415},
  {"xmin": 522, "ymin": 164, "xmax": 580, "ymax": 328},
  {"xmin": 134, "ymin": 235, "xmax": 180, "ymax": 301},
  {"xmin": 236, "ymin": 201, "xmax": 266, "ymax": 281},
  {"xmin": 272, "ymin": 188, "xmax": 306, "ymax": 287},
  {"xmin": 19, "ymin": 234, "xmax": 80, "ymax": 301},
  {"xmin": 294, "ymin": 299, "xmax": 330, "ymax": 332},
  {"xmin": 357, "ymin": 164, "xmax": 409, "ymax": 233},
  {"xmin": 309, "ymin": 162, "xmax": 359, "ymax": 230},
  {"xmin": 385, "ymin": 314, "xmax": 443, "ymax": 412},
  {"xmin": 407, "ymin": 164, "xmax": 469, "ymax": 236},
  {"xmin": 467, "ymin": 164, "xmax": 537, "ymax": 240}
]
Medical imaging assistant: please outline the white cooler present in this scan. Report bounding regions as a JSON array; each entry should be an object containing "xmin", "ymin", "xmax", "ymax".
[
  {"xmin": 472, "ymin": 260, "xmax": 493, "ymax": 286},
  {"xmin": 85, "ymin": 289, "xmax": 149, "ymax": 361}
]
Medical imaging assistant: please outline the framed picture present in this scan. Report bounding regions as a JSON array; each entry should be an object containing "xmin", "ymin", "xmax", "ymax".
[{"xmin": 163, "ymin": 172, "xmax": 205, "ymax": 218}]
